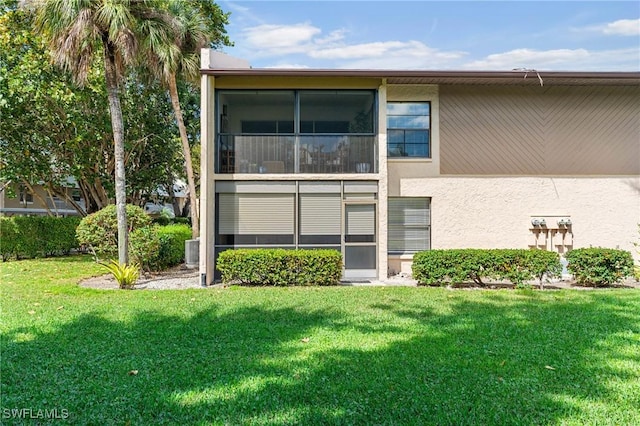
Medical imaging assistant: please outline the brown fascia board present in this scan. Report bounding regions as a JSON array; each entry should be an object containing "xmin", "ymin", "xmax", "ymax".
[{"xmin": 200, "ymin": 68, "xmax": 640, "ymax": 85}]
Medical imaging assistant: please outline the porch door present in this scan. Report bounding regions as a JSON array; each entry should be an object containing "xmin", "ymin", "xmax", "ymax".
[{"xmin": 343, "ymin": 203, "xmax": 377, "ymax": 279}]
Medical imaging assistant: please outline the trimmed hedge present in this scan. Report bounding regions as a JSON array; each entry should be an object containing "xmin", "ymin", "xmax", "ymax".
[
  {"xmin": 217, "ymin": 249, "xmax": 343, "ymax": 286},
  {"xmin": 0, "ymin": 216, "xmax": 80, "ymax": 260},
  {"xmin": 566, "ymin": 247, "xmax": 633, "ymax": 286},
  {"xmin": 153, "ymin": 224, "xmax": 192, "ymax": 270},
  {"xmin": 412, "ymin": 249, "xmax": 562, "ymax": 287}
]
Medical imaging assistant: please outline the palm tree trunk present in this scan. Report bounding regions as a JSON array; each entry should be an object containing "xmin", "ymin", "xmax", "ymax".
[
  {"xmin": 103, "ymin": 41, "xmax": 129, "ymax": 264},
  {"xmin": 168, "ymin": 74, "xmax": 199, "ymax": 238}
]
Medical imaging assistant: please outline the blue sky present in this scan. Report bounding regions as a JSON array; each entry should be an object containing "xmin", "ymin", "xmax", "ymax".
[{"xmin": 217, "ymin": 0, "xmax": 640, "ymax": 70}]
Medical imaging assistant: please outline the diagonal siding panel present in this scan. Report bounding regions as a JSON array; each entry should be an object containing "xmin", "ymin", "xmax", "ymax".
[{"xmin": 440, "ymin": 85, "xmax": 640, "ymax": 175}]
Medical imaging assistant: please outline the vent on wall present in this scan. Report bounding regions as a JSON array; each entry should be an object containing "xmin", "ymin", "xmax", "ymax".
[{"xmin": 529, "ymin": 216, "xmax": 573, "ymax": 253}]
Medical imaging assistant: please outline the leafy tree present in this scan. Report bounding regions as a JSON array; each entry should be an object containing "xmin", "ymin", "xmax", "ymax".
[
  {"xmin": 142, "ymin": 0, "xmax": 231, "ymax": 238},
  {"xmin": 1, "ymin": 5, "xmax": 184, "ymax": 215},
  {"xmin": 31, "ymin": 0, "xmax": 178, "ymax": 264},
  {"xmin": 0, "ymin": 3, "xmax": 111, "ymax": 212}
]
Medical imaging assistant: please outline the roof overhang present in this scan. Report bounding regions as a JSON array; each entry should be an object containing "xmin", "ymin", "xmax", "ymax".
[{"xmin": 200, "ymin": 68, "xmax": 640, "ymax": 86}]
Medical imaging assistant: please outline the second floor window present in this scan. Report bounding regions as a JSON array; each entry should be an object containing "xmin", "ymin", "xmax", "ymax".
[{"xmin": 387, "ymin": 102, "xmax": 430, "ymax": 158}]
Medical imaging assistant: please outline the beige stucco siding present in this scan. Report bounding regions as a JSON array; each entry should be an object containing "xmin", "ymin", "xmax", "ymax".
[
  {"xmin": 439, "ymin": 85, "xmax": 640, "ymax": 175},
  {"xmin": 399, "ymin": 176, "xmax": 640, "ymax": 262}
]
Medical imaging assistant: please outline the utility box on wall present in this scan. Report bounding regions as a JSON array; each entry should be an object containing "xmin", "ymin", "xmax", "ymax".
[{"xmin": 529, "ymin": 216, "xmax": 573, "ymax": 254}]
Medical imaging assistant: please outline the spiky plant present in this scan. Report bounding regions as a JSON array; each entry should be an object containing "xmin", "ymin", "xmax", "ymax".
[{"xmin": 101, "ymin": 259, "xmax": 140, "ymax": 289}]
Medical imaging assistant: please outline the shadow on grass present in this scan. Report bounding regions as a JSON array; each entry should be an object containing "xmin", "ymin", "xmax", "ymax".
[{"xmin": 2, "ymin": 291, "xmax": 640, "ymax": 424}]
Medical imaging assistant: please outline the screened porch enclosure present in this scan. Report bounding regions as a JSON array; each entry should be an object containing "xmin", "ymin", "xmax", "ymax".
[
  {"xmin": 216, "ymin": 90, "xmax": 377, "ymax": 174},
  {"xmin": 214, "ymin": 181, "xmax": 379, "ymax": 279}
]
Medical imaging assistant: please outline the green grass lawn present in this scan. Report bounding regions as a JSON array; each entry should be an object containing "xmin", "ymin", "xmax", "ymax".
[{"xmin": 2, "ymin": 256, "xmax": 639, "ymax": 425}]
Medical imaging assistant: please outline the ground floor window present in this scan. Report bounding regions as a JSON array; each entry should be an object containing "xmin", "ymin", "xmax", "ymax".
[
  {"xmin": 217, "ymin": 192, "xmax": 295, "ymax": 245},
  {"xmin": 388, "ymin": 197, "xmax": 431, "ymax": 253}
]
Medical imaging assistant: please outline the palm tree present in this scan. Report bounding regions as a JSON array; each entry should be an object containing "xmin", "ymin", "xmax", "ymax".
[
  {"xmin": 141, "ymin": 0, "xmax": 211, "ymax": 239},
  {"xmin": 142, "ymin": 0, "xmax": 231, "ymax": 239},
  {"xmin": 31, "ymin": 0, "xmax": 167, "ymax": 264}
]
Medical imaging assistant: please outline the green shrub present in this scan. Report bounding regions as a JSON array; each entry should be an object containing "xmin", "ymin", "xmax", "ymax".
[
  {"xmin": 412, "ymin": 249, "xmax": 562, "ymax": 287},
  {"xmin": 0, "ymin": 216, "xmax": 80, "ymax": 260},
  {"xmin": 493, "ymin": 249, "xmax": 562, "ymax": 289},
  {"xmin": 172, "ymin": 217, "xmax": 191, "ymax": 225},
  {"xmin": 151, "ymin": 213, "xmax": 191, "ymax": 227},
  {"xmin": 217, "ymin": 249, "xmax": 342, "ymax": 286},
  {"xmin": 154, "ymin": 224, "xmax": 192, "ymax": 269},
  {"xmin": 523, "ymin": 250, "xmax": 562, "ymax": 289},
  {"xmin": 0, "ymin": 218, "xmax": 18, "ymax": 260},
  {"xmin": 76, "ymin": 204, "xmax": 151, "ymax": 259},
  {"xmin": 129, "ymin": 226, "xmax": 161, "ymax": 270},
  {"xmin": 566, "ymin": 248, "xmax": 634, "ymax": 286},
  {"xmin": 634, "ymin": 225, "xmax": 640, "ymax": 281}
]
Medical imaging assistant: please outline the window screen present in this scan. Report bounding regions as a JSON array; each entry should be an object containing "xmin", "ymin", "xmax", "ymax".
[{"xmin": 388, "ymin": 197, "xmax": 430, "ymax": 253}]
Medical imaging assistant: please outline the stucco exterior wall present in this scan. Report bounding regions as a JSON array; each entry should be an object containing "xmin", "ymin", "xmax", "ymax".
[{"xmin": 397, "ymin": 176, "xmax": 640, "ymax": 263}]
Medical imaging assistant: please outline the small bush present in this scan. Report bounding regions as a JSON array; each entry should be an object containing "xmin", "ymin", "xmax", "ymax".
[
  {"xmin": 129, "ymin": 226, "xmax": 161, "ymax": 270},
  {"xmin": 151, "ymin": 215, "xmax": 191, "ymax": 227},
  {"xmin": 0, "ymin": 216, "xmax": 80, "ymax": 260},
  {"xmin": 172, "ymin": 217, "xmax": 191, "ymax": 225},
  {"xmin": 566, "ymin": 248, "xmax": 634, "ymax": 286},
  {"xmin": 412, "ymin": 249, "xmax": 562, "ymax": 287},
  {"xmin": 154, "ymin": 224, "xmax": 192, "ymax": 269},
  {"xmin": 217, "ymin": 249, "xmax": 342, "ymax": 286},
  {"xmin": 76, "ymin": 204, "xmax": 151, "ymax": 259}
]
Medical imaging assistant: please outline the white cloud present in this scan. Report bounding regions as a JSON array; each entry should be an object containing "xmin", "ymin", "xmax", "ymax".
[
  {"xmin": 464, "ymin": 47, "xmax": 640, "ymax": 71},
  {"xmin": 602, "ymin": 18, "xmax": 640, "ymax": 36},
  {"xmin": 575, "ymin": 18, "xmax": 640, "ymax": 36},
  {"xmin": 315, "ymin": 29, "xmax": 348, "ymax": 46},
  {"xmin": 331, "ymin": 41, "xmax": 467, "ymax": 69},
  {"xmin": 236, "ymin": 22, "xmax": 466, "ymax": 69},
  {"xmin": 310, "ymin": 41, "xmax": 418, "ymax": 59},
  {"xmin": 240, "ymin": 23, "xmax": 321, "ymax": 54},
  {"xmin": 465, "ymin": 48, "xmax": 590, "ymax": 69},
  {"xmin": 264, "ymin": 63, "xmax": 311, "ymax": 69}
]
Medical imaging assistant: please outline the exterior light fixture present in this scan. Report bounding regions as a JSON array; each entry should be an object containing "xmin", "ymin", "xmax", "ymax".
[{"xmin": 531, "ymin": 219, "xmax": 540, "ymax": 226}]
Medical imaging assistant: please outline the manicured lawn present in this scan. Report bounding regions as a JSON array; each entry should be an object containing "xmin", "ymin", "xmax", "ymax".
[{"xmin": 2, "ymin": 256, "xmax": 639, "ymax": 425}]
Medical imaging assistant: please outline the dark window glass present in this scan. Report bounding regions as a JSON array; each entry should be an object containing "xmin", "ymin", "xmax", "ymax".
[
  {"xmin": 300, "ymin": 91, "xmax": 375, "ymax": 134},
  {"xmin": 345, "ymin": 246, "xmax": 376, "ymax": 269},
  {"xmin": 345, "ymin": 235, "xmax": 376, "ymax": 243},
  {"xmin": 216, "ymin": 234, "xmax": 294, "ymax": 246},
  {"xmin": 242, "ymin": 121, "xmax": 277, "ymax": 133},
  {"xmin": 218, "ymin": 91, "xmax": 295, "ymax": 135},
  {"xmin": 299, "ymin": 235, "xmax": 342, "ymax": 245},
  {"xmin": 387, "ymin": 102, "xmax": 430, "ymax": 158}
]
